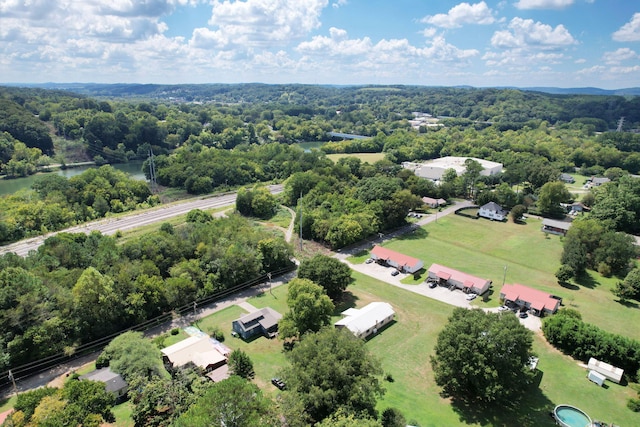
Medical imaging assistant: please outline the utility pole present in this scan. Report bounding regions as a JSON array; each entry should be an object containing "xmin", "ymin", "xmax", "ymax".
[
  {"xmin": 617, "ymin": 117, "xmax": 625, "ymax": 132},
  {"xmin": 148, "ymin": 148, "xmax": 157, "ymax": 193},
  {"xmin": 8, "ymin": 370, "xmax": 17, "ymax": 396},
  {"xmin": 299, "ymin": 191, "xmax": 303, "ymax": 252},
  {"xmin": 502, "ymin": 265, "xmax": 508, "ymax": 287},
  {"xmin": 268, "ymin": 272, "xmax": 272, "ymax": 296}
]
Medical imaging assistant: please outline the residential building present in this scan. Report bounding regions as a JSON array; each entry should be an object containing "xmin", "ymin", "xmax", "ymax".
[
  {"xmin": 559, "ymin": 173, "xmax": 575, "ymax": 183},
  {"xmin": 161, "ymin": 335, "xmax": 229, "ymax": 374},
  {"xmin": 370, "ymin": 245, "xmax": 424, "ymax": 273},
  {"xmin": 478, "ymin": 201, "xmax": 507, "ymax": 221},
  {"xmin": 334, "ymin": 302, "xmax": 395, "ymax": 339},
  {"xmin": 422, "ymin": 196, "xmax": 447, "ymax": 208},
  {"xmin": 79, "ymin": 367, "xmax": 128, "ymax": 401},
  {"xmin": 499, "ymin": 283, "xmax": 560, "ymax": 316},
  {"xmin": 232, "ymin": 307, "xmax": 282, "ymax": 340},
  {"xmin": 427, "ymin": 263, "xmax": 492, "ymax": 295}
]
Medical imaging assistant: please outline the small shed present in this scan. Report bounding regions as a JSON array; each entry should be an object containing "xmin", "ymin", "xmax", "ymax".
[
  {"xmin": 232, "ymin": 307, "xmax": 282, "ymax": 340},
  {"xmin": 587, "ymin": 370, "xmax": 606, "ymax": 387},
  {"xmin": 422, "ymin": 197, "xmax": 446, "ymax": 208},
  {"xmin": 541, "ymin": 218, "xmax": 572, "ymax": 236},
  {"xmin": 370, "ymin": 245, "xmax": 424, "ymax": 273}
]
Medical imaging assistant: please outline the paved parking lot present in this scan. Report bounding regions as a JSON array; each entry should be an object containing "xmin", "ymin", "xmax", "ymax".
[{"xmin": 346, "ymin": 260, "xmax": 542, "ymax": 332}]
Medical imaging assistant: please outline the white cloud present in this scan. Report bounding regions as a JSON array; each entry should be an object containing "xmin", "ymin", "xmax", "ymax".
[
  {"xmin": 332, "ymin": 0, "xmax": 347, "ymax": 8},
  {"xmin": 612, "ymin": 13, "xmax": 640, "ymax": 42},
  {"xmin": 602, "ymin": 48, "xmax": 637, "ymax": 64},
  {"xmin": 574, "ymin": 58, "xmax": 586, "ymax": 64},
  {"xmin": 422, "ymin": 27, "xmax": 437, "ymax": 38},
  {"xmin": 421, "ymin": 2, "xmax": 495, "ymax": 29},
  {"xmin": 514, "ymin": 0, "xmax": 574, "ymax": 9},
  {"xmin": 206, "ymin": 0, "xmax": 328, "ymax": 47},
  {"xmin": 491, "ymin": 17, "xmax": 576, "ymax": 50}
]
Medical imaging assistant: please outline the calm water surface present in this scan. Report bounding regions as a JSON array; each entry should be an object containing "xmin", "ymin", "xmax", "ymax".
[{"xmin": 0, "ymin": 162, "xmax": 147, "ymax": 196}]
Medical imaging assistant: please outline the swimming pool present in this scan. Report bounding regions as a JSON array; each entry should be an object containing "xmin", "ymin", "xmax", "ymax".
[{"xmin": 554, "ymin": 405, "xmax": 592, "ymax": 427}]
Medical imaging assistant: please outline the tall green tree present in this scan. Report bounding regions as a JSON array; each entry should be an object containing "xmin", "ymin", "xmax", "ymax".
[
  {"xmin": 279, "ymin": 278, "xmax": 334, "ymax": 340},
  {"xmin": 537, "ymin": 181, "xmax": 572, "ymax": 218},
  {"xmin": 280, "ymin": 327, "xmax": 384, "ymax": 424},
  {"xmin": 173, "ymin": 375, "xmax": 278, "ymax": 427},
  {"xmin": 297, "ymin": 254, "xmax": 353, "ymax": 300},
  {"xmin": 228, "ymin": 349, "xmax": 255, "ymax": 379},
  {"xmin": 99, "ymin": 331, "xmax": 164, "ymax": 383},
  {"xmin": 431, "ymin": 308, "xmax": 535, "ymax": 405}
]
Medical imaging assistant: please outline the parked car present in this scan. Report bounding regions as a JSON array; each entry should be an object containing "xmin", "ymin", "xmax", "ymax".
[
  {"xmin": 428, "ymin": 281, "xmax": 437, "ymax": 289},
  {"xmin": 519, "ymin": 312, "xmax": 528, "ymax": 319},
  {"xmin": 498, "ymin": 305, "xmax": 509, "ymax": 312},
  {"xmin": 365, "ymin": 258, "xmax": 374, "ymax": 264},
  {"xmin": 391, "ymin": 270, "xmax": 400, "ymax": 276},
  {"xmin": 271, "ymin": 378, "xmax": 286, "ymax": 390},
  {"xmin": 465, "ymin": 293, "xmax": 477, "ymax": 301}
]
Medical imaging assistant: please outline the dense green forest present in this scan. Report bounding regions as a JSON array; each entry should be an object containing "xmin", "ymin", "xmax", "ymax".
[
  {"xmin": 0, "ymin": 213, "xmax": 294, "ymax": 372},
  {"xmin": 3, "ymin": 83, "xmax": 640, "ymax": 381}
]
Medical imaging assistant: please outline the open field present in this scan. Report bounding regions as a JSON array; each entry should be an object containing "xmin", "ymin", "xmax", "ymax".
[
  {"xmin": 210, "ymin": 272, "xmax": 640, "ymax": 426},
  {"xmin": 371, "ymin": 214, "xmax": 640, "ymax": 341},
  {"xmin": 326, "ymin": 152, "xmax": 386, "ymax": 164}
]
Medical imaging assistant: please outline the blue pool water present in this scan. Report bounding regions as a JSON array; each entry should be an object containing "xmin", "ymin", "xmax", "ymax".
[{"xmin": 555, "ymin": 405, "xmax": 592, "ymax": 427}]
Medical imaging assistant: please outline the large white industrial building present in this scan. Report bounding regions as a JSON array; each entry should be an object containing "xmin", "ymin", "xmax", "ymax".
[{"xmin": 402, "ymin": 156, "xmax": 503, "ymax": 182}]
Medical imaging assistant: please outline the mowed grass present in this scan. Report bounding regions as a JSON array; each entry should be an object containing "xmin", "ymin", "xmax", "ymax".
[
  {"xmin": 230, "ymin": 272, "xmax": 640, "ymax": 426},
  {"xmin": 380, "ymin": 214, "xmax": 640, "ymax": 340}
]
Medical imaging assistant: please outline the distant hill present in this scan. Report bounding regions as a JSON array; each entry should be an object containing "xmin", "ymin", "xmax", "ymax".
[
  {"xmin": 4, "ymin": 82, "xmax": 640, "ymax": 98},
  {"xmin": 521, "ymin": 87, "xmax": 640, "ymax": 96}
]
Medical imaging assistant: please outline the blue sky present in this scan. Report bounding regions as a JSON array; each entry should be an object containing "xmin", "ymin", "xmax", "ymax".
[{"xmin": 1, "ymin": 0, "xmax": 639, "ymax": 89}]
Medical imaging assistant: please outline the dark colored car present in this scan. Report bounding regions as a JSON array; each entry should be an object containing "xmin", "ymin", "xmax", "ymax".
[
  {"xmin": 519, "ymin": 312, "xmax": 528, "ymax": 319},
  {"xmin": 391, "ymin": 270, "xmax": 400, "ymax": 276},
  {"xmin": 428, "ymin": 281, "xmax": 437, "ymax": 288},
  {"xmin": 271, "ymin": 378, "xmax": 286, "ymax": 390}
]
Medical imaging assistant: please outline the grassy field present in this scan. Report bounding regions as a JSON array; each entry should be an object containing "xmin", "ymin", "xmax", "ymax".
[
  {"xmin": 368, "ymin": 214, "xmax": 640, "ymax": 341},
  {"xmin": 222, "ymin": 272, "xmax": 640, "ymax": 426},
  {"xmin": 326, "ymin": 152, "xmax": 386, "ymax": 164}
]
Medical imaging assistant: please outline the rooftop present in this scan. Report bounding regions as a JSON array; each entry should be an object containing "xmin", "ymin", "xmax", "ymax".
[
  {"xmin": 500, "ymin": 283, "xmax": 559, "ymax": 312},
  {"xmin": 371, "ymin": 245, "xmax": 422, "ymax": 268},
  {"xmin": 428, "ymin": 263, "xmax": 490, "ymax": 289},
  {"xmin": 335, "ymin": 302, "xmax": 395, "ymax": 336}
]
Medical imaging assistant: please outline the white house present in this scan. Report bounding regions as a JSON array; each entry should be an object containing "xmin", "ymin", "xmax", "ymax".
[
  {"xmin": 478, "ymin": 202, "xmax": 507, "ymax": 221},
  {"xmin": 334, "ymin": 302, "xmax": 395, "ymax": 339}
]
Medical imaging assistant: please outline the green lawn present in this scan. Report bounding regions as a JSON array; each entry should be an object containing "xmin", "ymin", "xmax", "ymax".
[
  {"xmin": 235, "ymin": 272, "xmax": 640, "ymax": 426},
  {"xmin": 368, "ymin": 214, "xmax": 640, "ymax": 340}
]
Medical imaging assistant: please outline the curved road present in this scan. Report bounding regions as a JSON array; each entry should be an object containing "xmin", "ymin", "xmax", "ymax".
[{"xmin": 0, "ymin": 184, "xmax": 284, "ymax": 257}]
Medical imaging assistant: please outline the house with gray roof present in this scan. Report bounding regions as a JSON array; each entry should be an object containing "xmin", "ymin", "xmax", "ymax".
[
  {"xmin": 79, "ymin": 367, "xmax": 128, "ymax": 401},
  {"xmin": 232, "ymin": 307, "xmax": 282, "ymax": 340}
]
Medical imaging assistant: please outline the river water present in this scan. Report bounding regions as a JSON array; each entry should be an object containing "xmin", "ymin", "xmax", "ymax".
[{"xmin": 0, "ymin": 162, "xmax": 147, "ymax": 196}]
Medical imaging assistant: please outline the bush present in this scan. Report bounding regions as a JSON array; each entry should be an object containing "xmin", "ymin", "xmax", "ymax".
[
  {"xmin": 627, "ymin": 398, "xmax": 640, "ymax": 412},
  {"xmin": 95, "ymin": 352, "xmax": 110, "ymax": 369},
  {"xmin": 170, "ymin": 328, "xmax": 180, "ymax": 335},
  {"xmin": 208, "ymin": 326, "xmax": 225, "ymax": 342}
]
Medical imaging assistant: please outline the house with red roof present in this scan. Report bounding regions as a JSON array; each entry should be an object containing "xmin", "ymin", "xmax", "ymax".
[
  {"xmin": 499, "ymin": 283, "xmax": 560, "ymax": 316},
  {"xmin": 370, "ymin": 245, "xmax": 424, "ymax": 273},
  {"xmin": 427, "ymin": 263, "xmax": 492, "ymax": 295}
]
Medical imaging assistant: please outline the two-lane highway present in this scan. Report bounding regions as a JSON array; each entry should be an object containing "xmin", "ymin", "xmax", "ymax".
[{"xmin": 0, "ymin": 184, "xmax": 284, "ymax": 257}]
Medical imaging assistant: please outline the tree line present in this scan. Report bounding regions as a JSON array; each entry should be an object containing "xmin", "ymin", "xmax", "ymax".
[{"xmin": 0, "ymin": 212, "xmax": 294, "ymax": 371}]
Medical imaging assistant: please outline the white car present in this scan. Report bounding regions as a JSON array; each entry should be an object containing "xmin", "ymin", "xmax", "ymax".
[
  {"xmin": 465, "ymin": 293, "xmax": 477, "ymax": 301},
  {"xmin": 498, "ymin": 305, "xmax": 510, "ymax": 312}
]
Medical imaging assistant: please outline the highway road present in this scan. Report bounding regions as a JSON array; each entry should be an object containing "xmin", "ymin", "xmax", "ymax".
[{"xmin": 0, "ymin": 184, "xmax": 284, "ymax": 257}]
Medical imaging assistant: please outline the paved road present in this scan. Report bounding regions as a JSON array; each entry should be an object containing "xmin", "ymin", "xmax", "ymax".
[
  {"xmin": 335, "ymin": 200, "xmax": 542, "ymax": 332},
  {"xmin": 0, "ymin": 184, "xmax": 284, "ymax": 257}
]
